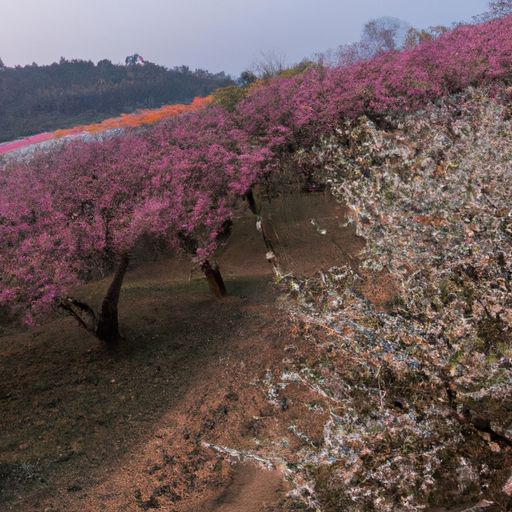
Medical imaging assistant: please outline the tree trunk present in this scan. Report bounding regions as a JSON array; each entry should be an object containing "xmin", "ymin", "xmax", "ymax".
[
  {"xmin": 202, "ymin": 260, "xmax": 227, "ymax": 298},
  {"xmin": 245, "ymin": 188, "xmax": 259, "ymax": 215},
  {"xmin": 259, "ymin": 218, "xmax": 282, "ymax": 277},
  {"xmin": 96, "ymin": 253, "xmax": 130, "ymax": 344},
  {"xmin": 245, "ymin": 187, "xmax": 282, "ymax": 277}
]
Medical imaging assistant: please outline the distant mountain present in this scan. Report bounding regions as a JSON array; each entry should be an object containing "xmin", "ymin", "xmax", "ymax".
[{"xmin": 0, "ymin": 57, "xmax": 234, "ymax": 142}]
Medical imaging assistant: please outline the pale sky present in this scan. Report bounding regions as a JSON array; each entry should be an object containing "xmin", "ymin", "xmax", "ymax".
[{"xmin": 1, "ymin": 0, "xmax": 489, "ymax": 75}]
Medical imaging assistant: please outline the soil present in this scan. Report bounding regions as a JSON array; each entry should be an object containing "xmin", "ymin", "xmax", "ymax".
[
  {"xmin": 192, "ymin": 464, "xmax": 287, "ymax": 512},
  {"xmin": 0, "ymin": 193, "xmax": 362, "ymax": 512}
]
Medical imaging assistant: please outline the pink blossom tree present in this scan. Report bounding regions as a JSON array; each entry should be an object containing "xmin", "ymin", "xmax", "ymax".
[
  {"xmin": 0, "ymin": 134, "xmax": 167, "ymax": 343},
  {"xmin": 148, "ymin": 106, "xmax": 271, "ymax": 296},
  {"xmin": 2, "ymin": 14, "xmax": 511, "ymax": 337},
  {"xmin": 235, "ymin": 14, "xmax": 512, "ymax": 154}
]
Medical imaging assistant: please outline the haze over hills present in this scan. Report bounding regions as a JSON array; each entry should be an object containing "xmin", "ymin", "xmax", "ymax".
[{"xmin": 1, "ymin": 0, "xmax": 490, "ymax": 74}]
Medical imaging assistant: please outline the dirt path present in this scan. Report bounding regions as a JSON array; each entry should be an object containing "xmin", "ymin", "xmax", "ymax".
[
  {"xmin": 0, "ymin": 274, "xmax": 288, "ymax": 512},
  {"xmin": 195, "ymin": 464, "xmax": 286, "ymax": 512}
]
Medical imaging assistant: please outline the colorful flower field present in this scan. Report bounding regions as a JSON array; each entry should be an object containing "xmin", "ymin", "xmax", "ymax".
[{"xmin": 0, "ymin": 96, "xmax": 213, "ymax": 156}]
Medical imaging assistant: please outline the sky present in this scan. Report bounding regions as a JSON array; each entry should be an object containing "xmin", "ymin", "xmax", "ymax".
[{"xmin": 1, "ymin": 0, "xmax": 489, "ymax": 76}]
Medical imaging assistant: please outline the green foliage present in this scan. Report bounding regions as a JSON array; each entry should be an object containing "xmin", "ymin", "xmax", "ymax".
[
  {"xmin": 239, "ymin": 70, "xmax": 257, "ymax": 86},
  {"xmin": 478, "ymin": 316, "xmax": 509, "ymax": 355},
  {"xmin": 276, "ymin": 60, "xmax": 315, "ymax": 79},
  {"xmin": 212, "ymin": 62, "xmax": 314, "ymax": 112},
  {"xmin": 212, "ymin": 86, "xmax": 247, "ymax": 112}
]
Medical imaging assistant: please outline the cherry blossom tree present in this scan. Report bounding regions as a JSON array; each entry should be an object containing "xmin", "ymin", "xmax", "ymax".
[
  {"xmin": 147, "ymin": 105, "xmax": 271, "ymax": 295},
  {"xmin": 2, "ymin": 13, "xmax": 511, "ymax": 340},
  {"xmin": 0, "ymin": 134, "xmax": 166, "ymax": 343}
]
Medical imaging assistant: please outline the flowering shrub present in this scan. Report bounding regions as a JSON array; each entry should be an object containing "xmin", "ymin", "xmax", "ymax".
[
  {"xmin": 1, "ymin": 15, "xmax": 511, "ymax": 336},
  {"xmin": 236, "ymin": 15, "xmax": 512, "ymax": 155}
]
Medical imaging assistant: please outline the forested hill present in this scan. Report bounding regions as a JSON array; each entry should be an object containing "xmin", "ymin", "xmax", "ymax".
[{"xmin": 0, "ymin": 57, "xmax": 234, "ymax": 142}]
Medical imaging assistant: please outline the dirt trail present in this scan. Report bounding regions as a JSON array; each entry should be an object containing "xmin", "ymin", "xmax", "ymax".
[
  {"xmin": 1, "ymin": 275, "xmax": 287, "ymax": 512},
  {"xmin": 196, "ymin": 464, "xmax": 286, "ymax": 512}
]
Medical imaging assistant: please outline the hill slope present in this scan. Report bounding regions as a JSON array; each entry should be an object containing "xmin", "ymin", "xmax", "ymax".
[
  {"xmin": 0, "ymin": 15, "xmax": 511, "ymax": 512},
  {"xmin": 0, "ymin": 58, "xmax": 233, "ymax": 142}
]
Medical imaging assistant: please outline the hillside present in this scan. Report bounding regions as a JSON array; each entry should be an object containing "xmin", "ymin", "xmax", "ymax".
[
  {"xmin": 1, "ymin": 14, "xmax": 512, "ymax": 512},
  {"xmin": 0, "ymin": 58, "xmax": 233, "ymax": 142}
]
